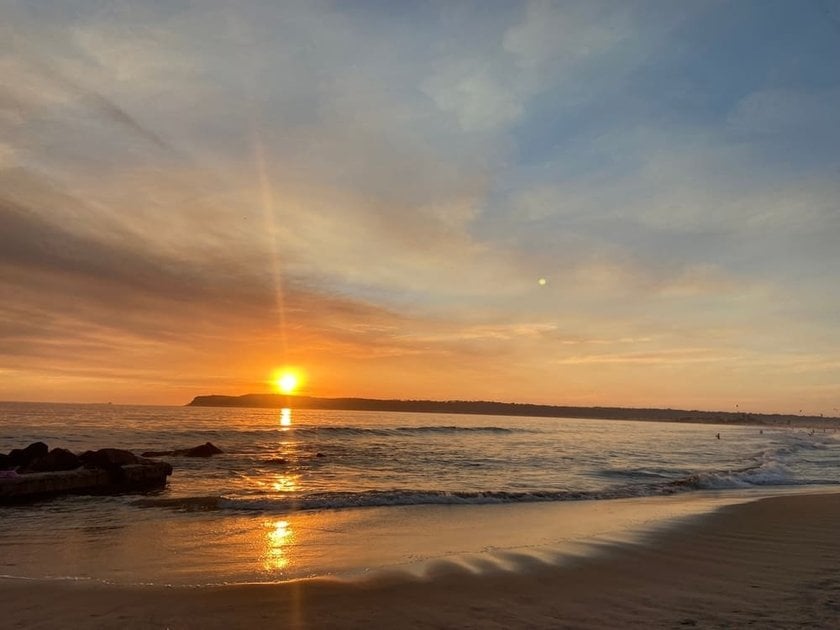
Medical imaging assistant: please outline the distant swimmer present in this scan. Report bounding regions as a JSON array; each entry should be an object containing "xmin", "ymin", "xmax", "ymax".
[{"xmin": 716, "ymin": 433, "xmax": 720, "ymax": 439}]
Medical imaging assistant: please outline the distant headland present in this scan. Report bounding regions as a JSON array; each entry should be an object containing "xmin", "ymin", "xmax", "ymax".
[{"xmin": 187, "ymin": 394, "xmax": 838, "ymax": 427}]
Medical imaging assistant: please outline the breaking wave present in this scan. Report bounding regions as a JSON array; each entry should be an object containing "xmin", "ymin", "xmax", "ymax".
[
  {"xmin": 129, "ymin": 425, "xmax": 839, "ymax": 515},
  {"xmin": 287, "ymin": 425, "xmax": 530, "ymax": 437},
  {"xmin": 149, "ymin": 425, "xmax": 532, "ymax": 441},
  {"xmin": 132, "ymin": 457, "xmax": 829, "ymax": 515}
]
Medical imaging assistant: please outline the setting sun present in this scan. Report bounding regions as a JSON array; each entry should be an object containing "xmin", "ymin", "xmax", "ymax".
[{"xmin": 273, "ymin": 370, "xmax": 301, "ymax": 395}]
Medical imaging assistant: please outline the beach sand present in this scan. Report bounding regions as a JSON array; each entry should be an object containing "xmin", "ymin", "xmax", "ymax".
[{"xmin": 3, "ymin": 492, "xmax": 839, "ymax": 629}]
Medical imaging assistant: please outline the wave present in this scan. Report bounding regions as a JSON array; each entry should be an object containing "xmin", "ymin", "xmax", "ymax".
[
  {"xmin": 133, "ymin": 490, "xmax": 591, "ymax": 512},
  {"xmin": 132, "ymin": 461, "xmax": 833, "ymax": 514},
  {"xmin": 132, "ymin": 495, "xmax": 226, "ymax": 511},
  {"xmin": 0, "ymin": 574, "xmax": 93, "ymax": 582},
  {"xmin": 596, "ymin": 468, "xmax": 675, "ymax": 481},
  {"xmin": 670, "ymin": 461, "xmax": 798, "ymax": 490},
  {"xmin": 138, "ymin": 425, "xmax": 531, "ymax": 441},
  {"xmin": 130, "ymin": 430, "xmax": 838, "ymax": 514},
  {"xmin": 282, "ymin": 425, "xmax": 530, "ymax": 437}
]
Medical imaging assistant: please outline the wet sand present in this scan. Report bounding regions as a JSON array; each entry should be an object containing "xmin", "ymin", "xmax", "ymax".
[{"xmin": 3, "ymin": 492, "xmax": 839, "ymax": 629}]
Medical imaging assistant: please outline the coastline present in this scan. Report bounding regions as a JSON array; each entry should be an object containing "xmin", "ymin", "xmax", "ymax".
[
  {"xmin": 3, "ymin": 491, "xmax": 839, "ymax": 628},
  {"xmin": 186, "ymin": 394, "xmax": 840, "ymax": 429}
]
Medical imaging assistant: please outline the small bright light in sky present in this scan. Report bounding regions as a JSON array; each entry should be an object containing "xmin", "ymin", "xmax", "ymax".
[{"xmin": 538, "ymin": 278, "xmax": 547, "ymax": 286}]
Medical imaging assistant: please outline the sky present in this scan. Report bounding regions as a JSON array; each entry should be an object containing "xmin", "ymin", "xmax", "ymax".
[{"xmin": 1, "ymin": 0, "xmax": 839, "ymax": 414}]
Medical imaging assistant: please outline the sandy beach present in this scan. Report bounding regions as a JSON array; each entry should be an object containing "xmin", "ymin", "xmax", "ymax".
[{"xmin": 3, "ymin": 491, "xmax": 839, "ymax": 629}]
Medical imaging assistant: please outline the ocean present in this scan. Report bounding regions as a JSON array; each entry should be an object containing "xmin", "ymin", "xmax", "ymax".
[{"xmin": 1, "ymin": 402, "xmax": 838, "ymax": 586}]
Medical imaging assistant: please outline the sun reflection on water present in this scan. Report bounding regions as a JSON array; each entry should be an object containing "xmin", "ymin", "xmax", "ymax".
[
  {"xmin": 280, "ymin": 407, "xmax": 292, "ymax": 427},
  {"xmin": 272, "ymin": 473, "xmax": 299, "ymax": 493},
  {"xmin": 264, "ymin": 519, "xmax": 293, "ymax": 571}
]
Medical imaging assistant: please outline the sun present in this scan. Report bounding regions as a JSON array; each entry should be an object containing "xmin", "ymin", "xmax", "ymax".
[{"xmin": 273, "ymin": 369, "xmax": 302, "ymax": 395}]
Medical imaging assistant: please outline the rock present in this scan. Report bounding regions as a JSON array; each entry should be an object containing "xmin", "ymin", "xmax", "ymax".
[
  {"xmin": 0, "ymin": 462, "xmax": 172, "ymax": 503},
  {"xmin": 264, "ymin": 457, "xmax": 288, "ymax": 466},
  {"xmin": 142, "ymin": 442, "xmax": 223, "ymax": 458},
  {"xmin": 25, "ymin": 448, "xmax": 81, "ymax": 473},
  {"xmin": 7, "ymin": 442, "xmax": 49, "ymax": 468},
  {"xmin": 0, "ymin": 442, "xmax": 174, "ymax": 503},
  {"xmin": 77, "ymin": 448, "xmax": 155, "ymax": 485},
  {"xmin": 0, "ymin": 453, "xmax": 11, "ymax": 470},
  {"xmin": 79, "ymin": 448, "xmax": 141, "ymax": 468},
  {"xmin": 1, "ymin": 444, "xmax": 173, "ymax": 503},
  {"xmin": 315, "ymin": 452, "xmax": 325, "ymax": 458},
  {"xmin": 183, "ymin": 442, "xmax": 223, "ymax": 457}
]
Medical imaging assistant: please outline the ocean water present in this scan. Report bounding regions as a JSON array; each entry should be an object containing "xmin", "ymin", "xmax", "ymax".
[{"xmin": 1, "ymin": 402, "xmax": 838, "ymax": 585}]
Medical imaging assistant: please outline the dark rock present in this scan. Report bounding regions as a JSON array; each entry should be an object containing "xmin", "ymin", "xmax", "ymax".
[
  {"xmin": 25, "ymin": 448, "xmax": 81, "ymax": 473},
  {"xmin": 0, "ymin": 461, "xmax": 173, "ymax": 503},
  {"xmin": 24, "ymin": 442, "xmax": 49, "ymax": 458},
  {"xmin": 8, "ymin": 442, "xmax": 49, "ymax": 468},
  {"xmin": 0, "ymin": 453, "xmax": 11, "ymax": 470},
  {"xmin": 77, "ymin": 448, "xmax": 159, "ymax": 484},
  {"xmin": 1, "ymin": 442, "xmax": 174, "ymax": 503},
  {"xmin": 315, "ymin": 452, "xmax": 325, "ymax": 458},
  {"xmin": 264, "ymin": 457, "xmax": 288, "ymax": 466},
  {"xmin": 142, "ymin": 442, "xmax": 223, "ymax": 458},
  {"xmin": 79, "ymin": 448, "xmax": 141, "ymax": 468},
  {"xmin": 183, "ymin": 442, "xmax": 223, "ymax": 457}
]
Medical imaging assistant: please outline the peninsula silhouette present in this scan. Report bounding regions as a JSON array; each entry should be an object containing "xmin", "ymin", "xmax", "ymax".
[{"xmin": 187, "ymin": 394, "xmax": 836, "ymax": 427}]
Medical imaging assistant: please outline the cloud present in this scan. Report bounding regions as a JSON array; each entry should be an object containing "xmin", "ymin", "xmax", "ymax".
[
  {"xmin": 423, "ymin": 0, "xmax": 636, "ymax": 132},
  {"xmin": 727, "ymin": 87, "xmax": 840, "ymax": 139},
  {"xmin": 502, "ymin": 0, "xmax": 628, "ymax": 70},
  {"xmin": 0, "ymin": 1, "xmax": 838, "ymax": 411},
  {"xmin": 2, "ymin": 3, "xmax": 526, "ymax": 302},
  {"xmin": 553, "ymin": 347, "xmax": 736, "ymax": 366},
  {"xmin": 423, "ymin": 62, "xmax": 523, "ymax": 132}
]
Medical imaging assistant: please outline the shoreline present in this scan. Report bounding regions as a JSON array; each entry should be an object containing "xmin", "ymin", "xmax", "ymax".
[
  {"xmin": 0, "ymin": 488, "xmax": 763, "ymax": 587},
  {"xmin": 3, "ymin": 491, "xmax": 840, "ymax": 628}
]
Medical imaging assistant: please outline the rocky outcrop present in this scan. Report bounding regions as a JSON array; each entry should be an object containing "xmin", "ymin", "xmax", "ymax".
[
  {"xmin": 79, "ymin": 448, "xmax": 150, "ymax": 467},
  {"xmin": 0, "ymin": 442, "xmax": 173, "ymax": 504},
  {"xmin": 142, "ymin": 442, "xmax": 224, "ymax": 458},
  {"xmin": 23, "ymin": 448, "xmax": 81, "ymax": 473},
  {"xmin": 6, "ymin": 442, "xmax": 48, "ymax": 469}
]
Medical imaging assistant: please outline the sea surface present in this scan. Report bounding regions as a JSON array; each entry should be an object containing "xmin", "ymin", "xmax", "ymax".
[{"xmin": 1, "ymin": 402, "xmax": 838, "ymax": 586}]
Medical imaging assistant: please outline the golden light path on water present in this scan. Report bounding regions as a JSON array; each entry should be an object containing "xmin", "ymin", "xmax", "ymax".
[
  {"xmin": 267, "ymin": 407, "xmax": 297, "ymax": 572},
  {"xmin": 264, "ymin": 519, "xmax": 293, "ymax": 571},
  {"xmin": 272, "ymin": 472, "xmax": 299, "ymax": 493}
]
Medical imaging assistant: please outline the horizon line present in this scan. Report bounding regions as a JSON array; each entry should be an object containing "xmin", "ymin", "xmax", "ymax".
[{"xmin": 1, "ymin": 395, "xmax": 837, "ymax": 421}]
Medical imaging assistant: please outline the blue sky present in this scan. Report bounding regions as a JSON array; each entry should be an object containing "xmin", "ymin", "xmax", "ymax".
[{"xmin": 1, "ymin": 1, "xmax": 838, "ymax": 413}]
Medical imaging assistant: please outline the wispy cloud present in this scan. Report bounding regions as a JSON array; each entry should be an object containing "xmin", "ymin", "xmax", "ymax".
[{"xmin": 1, "ymin": 0, "xmax": 838, "ymax": 413}]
